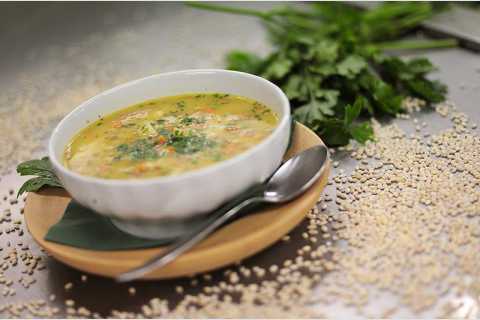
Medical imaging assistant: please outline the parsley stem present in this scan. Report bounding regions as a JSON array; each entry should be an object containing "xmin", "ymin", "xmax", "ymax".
[
  {"xmin": 187, "ymin": 2, "xmax": 271, "ymax": 20},
  {"xmin": 374, "ymin": 39, "xmax": 458, "ymax": 51}
]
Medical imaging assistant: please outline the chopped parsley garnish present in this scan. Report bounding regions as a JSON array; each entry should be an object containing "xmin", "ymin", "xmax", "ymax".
[
  {"xmin": 179, "ymin": 116, "xmax": 205, "ymax": 126},
  {"xmin": 116, "ymin": 123, "xmax": 217, "ymax": 160},
  {"xmin": 212, "ymin": 93, "xmax": 230, "ymax": 99},
  {"xmin": 250, "ymin": 102, "xmax": 268, "ymax": 120},
  {"xmin": 167, "ymin": 130, "xmax": 216, "ymax": 155},
  {"xmin": 176, "ymin": 101, "xmax": 186, "ymax": 110},
  {"xmin": 115, "ymin": 139, "xmax": 159, "ymax": 161}
]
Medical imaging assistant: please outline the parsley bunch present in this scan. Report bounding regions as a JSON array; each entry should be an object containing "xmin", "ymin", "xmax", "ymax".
[{"xmin": 190, "ymin": 2, "xmax": 457, "ymax": 146}]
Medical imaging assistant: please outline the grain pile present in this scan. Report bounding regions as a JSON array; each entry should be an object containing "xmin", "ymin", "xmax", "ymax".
[
  {"xmin": 0, "ymin": 99, "xmax": 479, "ymax": 318},
  {"xmin": 314, "ymin": 103, "xmax": 480, "ymax": 317}
]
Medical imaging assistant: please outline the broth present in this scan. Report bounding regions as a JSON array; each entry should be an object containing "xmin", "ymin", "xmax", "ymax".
[{"xmin": 64, "ymin": 93, "xmax": 278, "ymax": 179}]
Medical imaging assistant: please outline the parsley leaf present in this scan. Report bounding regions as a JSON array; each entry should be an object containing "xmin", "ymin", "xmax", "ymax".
[
  {"xmin": 337, "ymin": 55, "xmax": 368, "ymax": 79},
  {"xmin": 226, "ymin": 51, "xmax": 264, "ymax": 74},
  {"xmin": 350, "ymin": 122, "xmax": 374, "ymax": 144},
  {"xmin": 261, "ymin": 54, "xmax": 294, "ymax": 80},
  {"xmin": 344, "ymin": 97, "xmax": 365, "ymax": 126}
]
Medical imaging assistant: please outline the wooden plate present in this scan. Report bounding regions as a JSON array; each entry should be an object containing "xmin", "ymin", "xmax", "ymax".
[{"xmin": 24, "ymin": 123, "xmax": 330, "ymax": 280}]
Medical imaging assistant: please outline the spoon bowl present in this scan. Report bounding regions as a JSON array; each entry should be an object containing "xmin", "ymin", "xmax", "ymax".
[{"xmin": 263, "ymin": 145, "xmax": 329, "ymax": 203}]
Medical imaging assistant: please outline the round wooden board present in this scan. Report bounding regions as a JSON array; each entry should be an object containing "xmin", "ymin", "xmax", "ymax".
[{"xmin": 24, "ymin": 123, "xmax": 330, "ymax": 280}]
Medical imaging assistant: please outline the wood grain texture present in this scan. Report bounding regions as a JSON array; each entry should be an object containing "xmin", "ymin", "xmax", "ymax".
[{"xmin": 24, "ymin": 123, "xmax": 330, "ymax": 280}]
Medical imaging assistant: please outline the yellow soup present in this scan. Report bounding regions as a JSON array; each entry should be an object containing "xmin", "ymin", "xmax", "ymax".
[{"xmin": 64, "ymin": 93, "xmax": 278, "ymax": 179}]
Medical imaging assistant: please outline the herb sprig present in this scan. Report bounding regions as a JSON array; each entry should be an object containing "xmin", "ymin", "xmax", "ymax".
[{"xmin": 190, "ymin": 2, "xmax": 456, "ymax": 146}]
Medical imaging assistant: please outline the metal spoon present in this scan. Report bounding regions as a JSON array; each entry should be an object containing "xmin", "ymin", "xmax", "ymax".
[{"xmin": 116, "ymin": 145, "xmax": 329, "ymax": 282}]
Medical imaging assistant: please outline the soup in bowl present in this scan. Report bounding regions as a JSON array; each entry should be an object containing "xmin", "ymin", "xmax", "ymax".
[
  {"xmin": 64, "ymin": 93, "xmax": 279, "ymax": 180},
  {"xmin": 49, "ymin": 69, "xmax": 291, "ymax": 237}
]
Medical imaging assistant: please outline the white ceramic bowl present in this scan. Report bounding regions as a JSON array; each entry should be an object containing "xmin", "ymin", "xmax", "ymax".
[{"xmin": 49, "ymin": 69, "xmax": 291, "ymax": 228}]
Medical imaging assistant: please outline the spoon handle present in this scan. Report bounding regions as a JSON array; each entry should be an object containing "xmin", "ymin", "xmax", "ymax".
[{"xmin": 116, "ymin": 197, "xmax": 261, "ymax": 282}]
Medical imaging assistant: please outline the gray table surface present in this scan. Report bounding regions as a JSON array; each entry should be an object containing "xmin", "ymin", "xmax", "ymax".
[{"xmin": 0, "ymin": 2, "xmax": 479, "ymax": 318}]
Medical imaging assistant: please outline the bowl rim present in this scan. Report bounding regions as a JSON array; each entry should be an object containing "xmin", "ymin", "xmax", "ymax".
[{"xmin": 48, "ymin": 69, "xmax": 291, "ymax": 186}]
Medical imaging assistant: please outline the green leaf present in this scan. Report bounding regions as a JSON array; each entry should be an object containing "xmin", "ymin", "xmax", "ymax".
[
  {"xmin": 312, "ymin": 40, "xmax": 339, "ymax": 63},
  {"xmin": 314, "ymin": 90, "xmax": 339, "ymax": 116},
  {"xmin": 374, "ymin": 86, "xmax": 403, "ymax": 115},
  {"xmin": 308, "ymin": 64, "xmax": 337, "ymax": 77},
  {"xmin": 378, "ymin": 56, "xmax": 446, "ymax": 103},
  {"xmin": 283, "ymin": 75, "xmax": 307, "ymax": 101},
  {"xmin": 293, "ymin": 83, "xmax": 338, "ymax": 128},
  {"xmin": 380, "ymin": 56, "xmax": 412, "ymax": 80},
  {"xmin": 17, "ymin": 157, "xmax": 63, "ymax": 197},
  {"xmin": 407, "ymin": 57, "xmax": 436, "ymax": 75},
  {"xmin": 380, "ymin": 56, "xmax": 437, "ymax": 81},
  {"xmin": 360, "ymin": 74, "xmax": 403, "ymax": 115},
  {"xmin": 349, "ymin": 122, "xmax": 374, "ymax": 143},
  {"xmin": 226, "ymin": 51, "xmax": 264, "ymax": 74},
  {"xmin": 262, "ymin": 54, "xmax": 294, "ymax": 80},
  {"xmin": 17, "ymin": 177, "xmax": 63, "ymax": 199},
  {"xmin": 293, "ymin": 99, "xmax": 325, "ymax": 128},
  {"xmin": 337, "ymin": 55, "xmax": 367, "ymax": 79},
  {"xmin": 344, "ymin": 96, "xmax": 366, "ymax": 126},
  {"xmin": 317, "ymin": 119, "xmax": 351, "ymax": 147},
  {"xmin": 16, "ymin": 157, "xmax": 56, "ymax": 176},
  {"xmin": 405, "ymin": 79, "xmax": 446, "ymax": 103}
]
